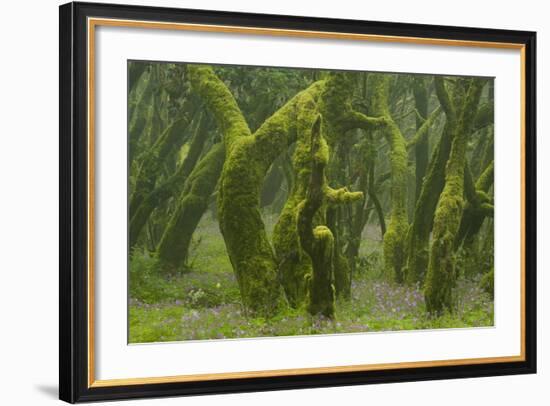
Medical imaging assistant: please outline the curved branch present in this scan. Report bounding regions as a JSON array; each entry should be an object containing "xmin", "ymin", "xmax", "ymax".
[
  {"xmin": 434, "ymin": 77, "xmax": 455, "ymax": 119},
  {"xmin": 343, "ymin": 111, "xmax": 387, "ymax": 132},
  {"xmin": 187, "ymin": 65, "xmax": 251, "ymax": 150},
  {"xmin": 407, "ymin": 106, "xmax": 442, "ymax": 149}
]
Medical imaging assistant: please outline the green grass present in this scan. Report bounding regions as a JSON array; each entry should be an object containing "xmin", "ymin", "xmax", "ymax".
[{"xmin": 129, "ymin": 212, "xmax": 493, "ymax": 343}]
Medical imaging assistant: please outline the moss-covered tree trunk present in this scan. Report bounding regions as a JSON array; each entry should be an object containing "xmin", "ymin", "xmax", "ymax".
[
  {"xmin": 273, "ymin": 73, "xmax": 382, "ymax": 306},
  {"xmin": 188, "ymin": 67, "xmax": 371, "ymax": 315},
  {"xmin": 129, "ymin": 110, "xmax": 194, "ymax": 218},
  {"xmin": 156, "ymin": 142, "xmax": 225, "ymax": 271},
  {"xmin": 129, "ymin": 62, "xmax": 148, "ymax": 94},
  {"xmin": 187, "ymin": 65, "xmax": 317, "ymax": 315},
  {"xmin": 129, "ymin": 113, "xmax": 211, "ymax": 248},
  {"xmin": 454, "ymin": 160, "xmax": 494, "ymax": 277},
  {"xmin": 424, "ymin": 78, "xmax": 485, "ymax": 315},
  {"xmin": 297, "ymin": 117, "xmax": 336, "ymax": 318},
  {"xmin": 368, "ymin": 74, "xmax": 409, "ymax": 283},
  {"xmin": 404, "ymin": 86, "xmax": 450, "ymax": 286},
  {"xmin": 455, "ymin": 160, "xmax": 494, "ymax": 248},
  {"xmin": 343, "ymin": 140, "xmax": 374, "ymax": 280},
  {"xmin": 412, "ymin": 77, "xmax": 430, "ymax": 203},
  {"xmin": 368, "ymin": 163, "xmax": 387, "ymax": 237},
  {"xmin": 128, "ymin": 66, "xmax": 154, "ymax": 157}
]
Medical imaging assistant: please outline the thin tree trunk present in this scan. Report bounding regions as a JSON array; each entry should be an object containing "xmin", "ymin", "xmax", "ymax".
[
  {"xmin": 129, "ymin": 113, "xmax": 210, "ymax": 248},
  {"xmin": 413, "ymin": 77, "xmax": 430, "ymax": 203},
  {"xmin": 156, "ymin": 142, "xmax": 225, "ymax": 271},
  {"xmin": 129, "ymin": 101, "xmax": 195, "ymax": 218},
  {"xmin": 368, "ymin": 74, "xmax": 409, "ymax": 283}
]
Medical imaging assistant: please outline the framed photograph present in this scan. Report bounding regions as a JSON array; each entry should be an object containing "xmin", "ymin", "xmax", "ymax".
[{"xmin": 59, "ymin": 1, "xmax": 536, "ymax": 403}]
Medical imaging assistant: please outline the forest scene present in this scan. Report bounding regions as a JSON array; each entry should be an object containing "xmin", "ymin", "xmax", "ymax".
[{"xmin": 128, "ymin": 61, "xmax": 495, "ymax": 343}]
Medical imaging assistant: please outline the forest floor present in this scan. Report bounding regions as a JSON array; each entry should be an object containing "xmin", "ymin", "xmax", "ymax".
[{"xmin": 129, "ymin": 212, "xmax": 494, "ymax": 344}]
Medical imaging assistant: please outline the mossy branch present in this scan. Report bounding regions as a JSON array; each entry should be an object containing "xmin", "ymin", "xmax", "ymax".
[
  {"xmin": 476, "ymin": 160, "xmax": 494, "ymax": 192},
  {"xmin": 455, "ymin": 159, "xmax": 494, "ymax": 248},
  {"xmin": 343, "ymin": 111, "xmax": 387, "ymax": 131},
  {"xmin": 187, "ymin": 65, "xmax": 252, "ymax": 150},
  {"xmin": 407, "ymin": 106, "xmax": 442, "ymax": 149},
  {"xmin": 473, "ymin": 103, "xmax": 494, "ymax": 132},
  {"xmin": 434, "ymin": 77, "xmax": 455, "ymax": 119},
  {"xmin": 325, "ymin": 186, "xmax": 363, "ymax": 205}
]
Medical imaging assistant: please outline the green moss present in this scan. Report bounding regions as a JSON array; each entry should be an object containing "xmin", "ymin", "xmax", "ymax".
[
  {"xmin": 129, "ymin": 96, "xmax": 194, "ymax": 219},
  {"xmin": 156, "ymin": 143, "xmax": 226, "ymax": 272},
  {"xmin": 294, "ymin": 116, "xmax": 337, "ymax": 317},
  {"xmin": 405, "ymin": 77, "xmax": 478, "ymax": 285},
  {"xmin": 367, "ymin": 74, "xmax": 409, "ymax": 283},
  {"xmin": 424, "ymin": 176, "xmax": 464, "ymax": 314},
  {"xmin": 306, "ymin": 225, "xmax": 336, "ymax": 317},
  {"xmin": 425, "ymin": 78, "xmax": 485, "ymax": 315},
  {"xmin": 405, "ymin": 122, "xmax": 453, "ymax": 285},
  {"xmin": 190, "ymin": 66, "xmax": 375, "ymax": 315},
  {"xmin": 187, "ymin": 65, "xmax": 252, "ymax": 148},
  {"xmin": 272, "ymin": 87, "xmax": 326, "ymax": 307},
  {"xmin": 456, "ymin": 160, "xmax": 494, "ymax": 248},
  {"xmin": 215, "ymin": 75, "xmax": 325, "ymax": 316},
  {"xmin": 218, "ymin": 135, "xmax": 287, "ymax": 316},
  {"xmin": 129, "ymin": 67, "xmax": 154, "ymax": 154},
  {"xmin": 476, "ymin": 160, "xmax": 494, "ymax": 192},
  {"xmin": 273, "ymin": 74, "xmax": 367, "ymax": 304},
  {"xmin": 411, "ymin": 77, "xmax": 429, "ymax": 205},
  {"xmin": 130, "ymin": 114, "xmax": 210, "ymax": 248}
]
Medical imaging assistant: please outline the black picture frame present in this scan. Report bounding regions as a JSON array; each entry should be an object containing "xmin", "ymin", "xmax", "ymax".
[{"xmin": 59, "ymin": 1, "xmax": 537, "ymax": 403}]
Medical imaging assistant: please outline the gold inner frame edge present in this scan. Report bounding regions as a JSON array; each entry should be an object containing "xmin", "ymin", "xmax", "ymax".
[{"xmin": 87, "ymin": 17, "xmax": 527, "ymax": 388}]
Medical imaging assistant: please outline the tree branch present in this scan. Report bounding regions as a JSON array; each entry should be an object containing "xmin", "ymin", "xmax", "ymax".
[
  {"xmin": 187, "ymin": 65, "xmax": 252, "ymax": 151},
  {"xmin": 407, "ymin": 106, "xmax": 442, "ymax": 149}
]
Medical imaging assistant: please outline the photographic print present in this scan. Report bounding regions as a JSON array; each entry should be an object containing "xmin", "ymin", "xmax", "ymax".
[
  {"xmin": 60, "ymin": 4, "xmax": 535, "ymax": 401},
  {"xmin": 128, "ymin": 62, "xmax": 495, "ymax": 343}
]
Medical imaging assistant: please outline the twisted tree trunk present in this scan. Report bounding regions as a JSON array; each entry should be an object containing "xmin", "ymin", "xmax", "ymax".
[
  {"xmin": 425, "ymin": 78, "xmax": 485, "ymax": 315},
  {"xmin": 274, "ymin": 73, "xmax": 382, "ymax": 306},
  {"xmin": 297, "ymin": 117, "xmax": 335, "ymax": 318}
]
